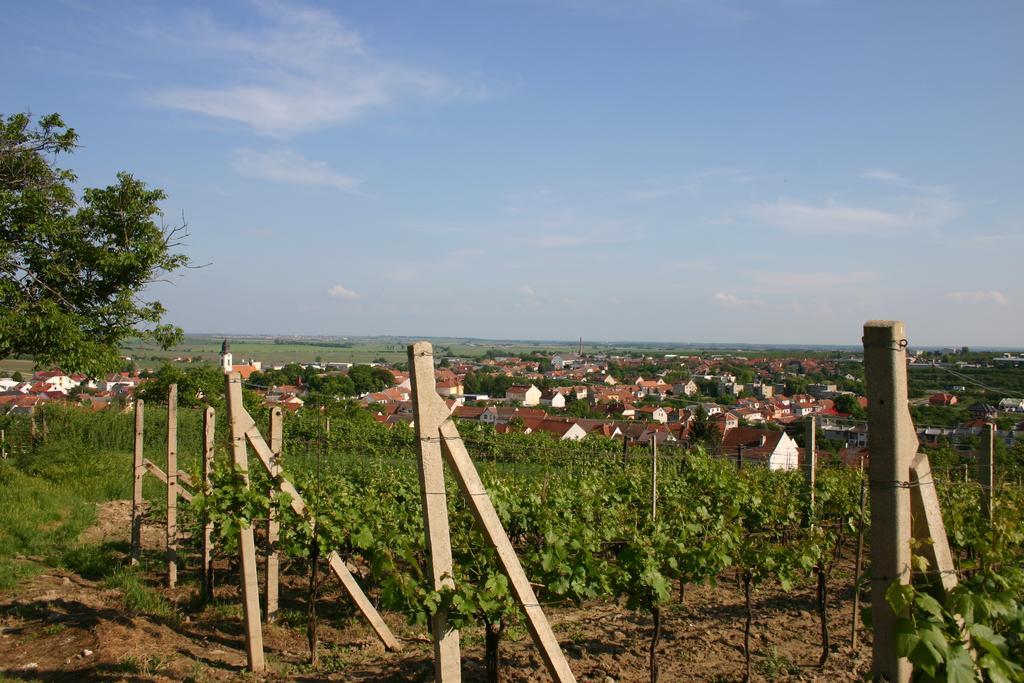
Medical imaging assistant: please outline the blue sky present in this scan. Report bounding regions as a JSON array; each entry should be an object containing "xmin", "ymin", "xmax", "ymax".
[{"xmin": 4, "ymin": 0, "xmax": 1022, "ymax": 346}]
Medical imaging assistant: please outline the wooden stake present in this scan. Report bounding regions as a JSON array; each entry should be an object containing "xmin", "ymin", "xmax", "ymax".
[
  {"xmin": 166, "ymin": 385, "xmax": 178, "ymax": 589},
  {"xmin": 863, "ymin": 321, "xmax": 914, "ymax": 683},
  {"xmin": 226, "ymin": 373, "xmax": 266, "ymax": 673},
  {"xmin": 651, "ymin": 434, "xmax": 658, "ymax": 522},
  {"xmin": 265, "ymin": 406, "xmax": 282, "ymax": 622},
  {"xmin": 851, "ymin": 477, "xmax": 867, "ymax": 649},
  {"xmin": 409, "ymin": 342, "xmax": 462, "ymax": 682},
  {"xmin": 131, "ymin": 400, "xmax": 145, "ymax": 566},
  {"xmin": 978, "ymin": 423, "xmax": 995, "ymax": 523},
  {"xmin": 202, "ymin": 406, "xmax": 215, "ymax": 601},
  {"xmin": 806, "ymin": 415, "xmax": 817, "ymax": 514}
]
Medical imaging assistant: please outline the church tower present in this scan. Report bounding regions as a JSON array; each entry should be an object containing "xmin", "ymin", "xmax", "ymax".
[{"xmin": 220, "ymin": 339, "xmax": 233, "ymax": 373}]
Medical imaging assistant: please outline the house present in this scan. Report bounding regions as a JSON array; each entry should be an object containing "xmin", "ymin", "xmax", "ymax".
[
  {"xmin": 505, "ymin": 384, "xmax": 542, "ymax": 406},
  {"xmin": 636, "ymin": 405, "xmax": 668, "ymax": 424},
  {"xmin": 531, "ymin": 419, "xmax": 588, "ymax": 441},
  {"xmin": 733, "ymin": 407, "xmax": 764, "ymax": 424},
  {"xmin": 32, "ymin": 371, "xmax": 77, "ymax": 392},
  {"xmin": 671, "ymin": 379, "xmax": 699, "ymax": 397},
  {"xmin": 718, "ymin": 427, "xmax": 799, "ymax": 471},
  {"xmin": 968, "ymin": 403, "xmax": 998, "ymax": 420},
  {"xmin": 710, "ymin": 411, "xmax": 739, "ymax": 432},
  {"xmin": 998, "ymin": 398, "xmax": 1024, "ymax": 412},
  {"xmin": 435, "ymin": 378, "xmax": 463, "ymax": 397},
  {"xmin": 929, "ymin": 393, "xmax": 958, "ymax": 406},
  {"xmin": 539, "ymin": 390, "xmax": 566, "ymax": 409}
]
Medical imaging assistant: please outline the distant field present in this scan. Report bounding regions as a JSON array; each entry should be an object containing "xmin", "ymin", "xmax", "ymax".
[
  {"xmin": 0, "ymin": 359, "xmax": 37, "ymax": 375},
  {"xmin": 7, "ymin": 334, "xmax": 877, "ymax": 375},
  {"xmin": 120, "ymin": 336, "xmax": 590, "ymax": 369}
]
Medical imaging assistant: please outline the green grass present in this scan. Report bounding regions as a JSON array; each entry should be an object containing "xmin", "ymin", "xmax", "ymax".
[
  {"xmin": 0, "ymin": 444, "xmax": 133, "ymax": 589},
  {"xmin": 105, "ymin": 567, "xmax": 179, "ymax": 622}
]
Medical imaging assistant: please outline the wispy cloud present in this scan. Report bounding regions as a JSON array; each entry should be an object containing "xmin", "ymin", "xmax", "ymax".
[
  {"xmin": 749, "ymin": 270, "xmax": 880, "ymax": 292},
  {"xmin": 517, "ymin": 284, "xmax": 537, "ymax": 297},
  {"xmin": 327, "ymin": 284, "xmax": 361, "ymax": 300},
  {"xmin": 947, "ymin": 290, "xmax": 1008, "ymax": 305},
  {"xmin": 751, "ymin": 170, "xmax": 963, "ymax": 235},
  {"xmin": 713, "ymin": 291, "xmax": 760, "ymax": 307},
  {"xmin": 147, "ymin": 2, "xmax": 464, "ymax": 135},
  {"xmin": 562, "ymin": 0, "xmax": 754, "ymax": 24},
  {"xmin": 626, "ymin": 168, "xmax": 753, "ymax": 200},
  {"xmin": 231, "ymin": 148, "xmax": 361, "ymax": 192},
  {"xmin": 750, "ymin": 199, "xmax": 911, "ymax": 235}
]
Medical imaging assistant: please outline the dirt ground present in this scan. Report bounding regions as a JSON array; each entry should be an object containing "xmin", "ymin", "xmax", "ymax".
[{"xmin": 0, "ymin": 500, "xmax": 873, "ymax": 681}]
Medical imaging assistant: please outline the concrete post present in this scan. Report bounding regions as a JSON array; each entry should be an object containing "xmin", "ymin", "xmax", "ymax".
[
  {"xmin": 863, "ymin": 320, "xmax": 914, "ymax": 683},
  {"xmin": 409, "ymin": 341, "xmax": 461, "ymax": 682},
  {"xmin": 978, "ymin": 423, "xmax": 995, "ymax": 523},
  {"xmin": 226, "ymin": 373, "xmax": 266, "ymax": 673},
  {"xmin": 166, "ymin": 385, "xmax": 178, "ymax": 588},
  {"xmin": 202, "ymin": 406, "xmax": 215, "ymax": 601},
  {"xmin": 265, "ymin": 406, "xmax": 282, "ymax": 622},
  {"xmin": 131, "ymin": 400, "xmax": 144, "ymax": 566}
]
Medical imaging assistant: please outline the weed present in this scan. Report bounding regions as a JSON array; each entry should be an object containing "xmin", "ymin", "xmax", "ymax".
[
  {"xmin": 41, "ymin": 623, "xmax": 67, "ymax": 636},
  {"xmin": 755, "ymin": 645, "xmax": 800, "ymax": 679},
  {"xmin": 317, "ymin": 646, "xmax": 353, "ymax": 673}
]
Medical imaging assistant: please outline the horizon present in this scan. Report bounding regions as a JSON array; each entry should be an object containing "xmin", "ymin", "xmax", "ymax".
[{"xmin": 175, "ymin": 331, "xmax": 1024, "ymax": 353}]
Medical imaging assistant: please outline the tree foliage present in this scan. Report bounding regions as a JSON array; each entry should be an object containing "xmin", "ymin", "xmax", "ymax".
[{"xmin": 0, "ymin": 112, "xmax": 190, "ymax": 376}]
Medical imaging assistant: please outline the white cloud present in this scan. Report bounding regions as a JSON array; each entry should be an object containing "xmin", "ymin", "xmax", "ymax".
[
  {"xmin": 517, "ymin": 284, "xmax": 537, "ymax": 297},
  {"xmin": 148, "ymin": 2, "xmax": 462, "ymax": 135},
  {"xmin": 947, "ymin": 290, "xmax": 1008, "ymax": 305},
  {"xmin": 327, "ymin": 284, "xmax": 361, "ymax": 300},
  {"xmin": 231, "ymin": 148, "xmax": 361, "ymax": 192}
]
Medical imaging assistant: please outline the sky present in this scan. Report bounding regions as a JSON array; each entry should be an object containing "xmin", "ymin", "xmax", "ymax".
[{"xmin": 4, "ymin": 0, "xmax": 1023, "ymax": 347}]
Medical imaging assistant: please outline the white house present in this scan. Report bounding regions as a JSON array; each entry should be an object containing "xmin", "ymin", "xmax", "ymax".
[
  {"xmin": 506, "ymin": 384, "xmax": 542, "ymax": 406},
  {"xmin": 539, "ymin": 390, "xmax": 566, "ymax": 409},
  {"xmin": 998, "ymin": 398, "xmax": 1024, "ymax": 412},
  {"xmin": 720, "ymin": 427, "xmax": 799, "ymax": 471}
]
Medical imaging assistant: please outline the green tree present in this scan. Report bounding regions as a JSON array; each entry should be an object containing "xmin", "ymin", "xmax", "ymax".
[
  {"xmin": 832, "ymin": 393, "xmax": 866, "ymax": 419},
  {"xmin": 688, "ymin": 407, "xmax": 721, "ymax": 450},
  {"xmin": 137, "ymin": 364, "xmax": 229, "ymax": 408},
  {"xmin": 1, "ymin": 112, "xmax": 190, "ymax": 375}
]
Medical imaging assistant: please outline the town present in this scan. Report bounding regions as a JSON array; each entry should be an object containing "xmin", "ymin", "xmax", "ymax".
[{"xmin": 4, "ymin": 338, "xmax": 1023, "ymax": 469}]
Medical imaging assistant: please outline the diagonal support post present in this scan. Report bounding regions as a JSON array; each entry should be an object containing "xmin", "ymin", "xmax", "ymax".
[
  {"xmin": 910, "ymin": 452, "xmax": 958, "ymax": 593},
  {"xmin": 225, "ymin": 373, "xmax": 401, "ymax": 653},
  {"xmin": 409, "ymin": 342, "xmax": 577, "ymax": 683}
]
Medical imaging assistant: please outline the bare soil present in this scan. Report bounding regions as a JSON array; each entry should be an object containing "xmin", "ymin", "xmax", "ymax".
[{"xmin": 0, "ymin": 500, "xmax": 873, "ymax": 681}]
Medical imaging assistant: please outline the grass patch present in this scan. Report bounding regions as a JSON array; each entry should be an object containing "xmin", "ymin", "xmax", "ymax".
[{"xmin": 105, "ymin": 567, "xmax": 178, "ymax": 623}]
